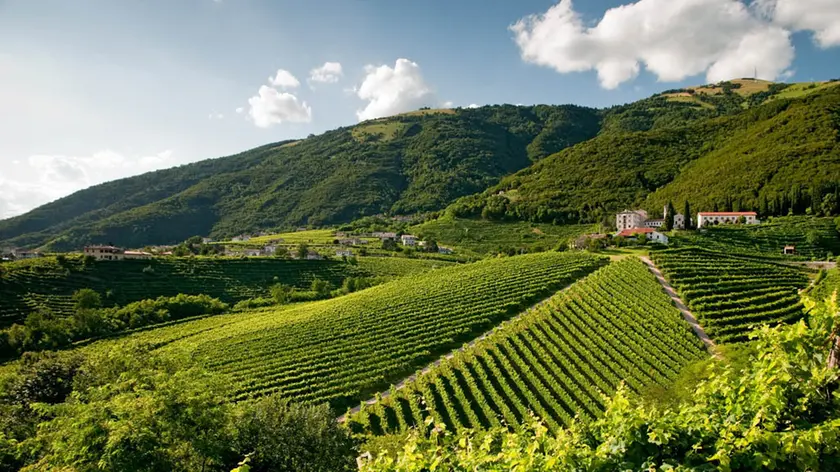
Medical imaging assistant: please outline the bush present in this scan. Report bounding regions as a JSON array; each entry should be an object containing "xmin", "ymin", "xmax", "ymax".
[{"xmin": 72, "ymin": 288, "xmax": 102, "ymax": 311}]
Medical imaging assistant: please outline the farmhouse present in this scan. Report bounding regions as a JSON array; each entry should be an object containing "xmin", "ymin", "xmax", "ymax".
[
  {"xmin": 696, "ymin": 211, "xmax": 759, "ymax": 227},
  {"xmin": 84, "ymin": 245, "xmax": 125, "ymax": 261},
  {"xmin": 262, "ymin": 245, "xmax": 278, "ymax": 255},
  {"xmin": 783, "ymin": 245, "xmax": 796, "ymax": 255},
  {"xmin": 243, "ymin": 249, "xmax": 262, "ymax": 257},
  {"xmin": 372, "ymin": 232, "xmax": 397, "ymax": 240},
  {"xmin": 123, "ymin": 250, "xmax": 152, "ymax": 260},
  {"xmin": 400, "ymin": 234, "xmax": 417, "ymax": 246},
  {"xmin": 616, "ymin": 228, "xmax": 669, "ymax": 245},
  {"xmin": 617, "ymin": 206, "xmax": 686, "ymax": 231},
  {"xmin": 11, "ymin": 248, "xmax": 43, "ymax": 259},
  {"xmin": 336, "ymin": 249, "xmax": 353, "ymax": 257}
]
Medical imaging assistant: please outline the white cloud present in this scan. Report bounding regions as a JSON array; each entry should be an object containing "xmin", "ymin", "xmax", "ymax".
[
  {"xmin": 441, "ymin": 100, "xmax": 454, "ymax": 108},
  {"xmin": 355, "ymin": 58, "xmax": 436, "ymax": 121},
  {"xmin": 235, "ymin": 107, "xmax": 244, "ymax": 114},
  {"xmin": 268, "ymin": 69, "xmax": 300, "ymax": 89},
  {"xmin": 208, "ymin": 112, "xmax": 224, "ymax": 120},
  {"xmin": 466, "ymin": 103, "xmax": 480, "ymax": 109},
  {"xmin": 247, "ymin": 85, "xmax": 312, "ymax": 128},
  {"xmin": 309, "ymin": 62, "xmax": 344, "ymax": 84},
  {"xmin": 511, "ymin": 0, "xmax": 801, "ymax": 89},
  {"xmin": 0, "ymin": 150, "xmax": 173, "ymax": 219},
  {"xmin": 755, "ymin": 0, "xmax": 840, "ymax": 47}
]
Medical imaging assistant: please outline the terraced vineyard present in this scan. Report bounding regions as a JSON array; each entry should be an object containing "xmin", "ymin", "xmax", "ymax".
[
  {"xmin": 345, "ymin": 257, "xmax": 706, "ymax": 435},
  {"xmin": 651, "ymin": 248, "xmax": 809, "ymax": 343},
  {"xmin": 673, "ymin": 216, "xmax": 840, "ymax": 259},
  {"xmin": 0, "ymin": 256, "xmax": 449, "ymax": 326},
  {"xmin": 84, "ymin": 252, "xmax": 605, "ymax": 411}
]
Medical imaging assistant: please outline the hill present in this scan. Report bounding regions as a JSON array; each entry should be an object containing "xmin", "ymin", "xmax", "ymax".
[
  {"xmin": 0, "ymin": 105, "xmax": 601, "ymax": 251},
  {"xmin": 447, "ymin": 83, "xmax": 840, "ymax": 225},
  {"xmin": 0, "ymin": 255, "xmax": 449, "ymax": 327}
]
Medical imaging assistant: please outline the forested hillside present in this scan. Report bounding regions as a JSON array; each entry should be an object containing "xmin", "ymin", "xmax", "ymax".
[
  {"xmin": 0, "ymin": 106, "xmax": 600, "ymax": 251},
  {"xmin": 448, "ymin": 83, "xmax": 840, "ymax": 225}
]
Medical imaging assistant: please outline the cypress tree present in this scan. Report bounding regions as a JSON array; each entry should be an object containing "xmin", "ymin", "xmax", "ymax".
[
  {"xmin": 665, "ymin": 201, "xmax": 675, "ymax": 231},
  {"xmin": 683, "ymin": 200, "xmax": 692, "ymax": 230}
]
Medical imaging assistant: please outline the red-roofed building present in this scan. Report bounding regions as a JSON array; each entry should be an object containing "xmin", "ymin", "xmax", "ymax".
[
  {"xmin": 616, "ymin": 227, "xmax": 669, "ymax": 245},
  {"xmin": 696, "ymin": 211, "xmax": 759, "ymax": 228}
]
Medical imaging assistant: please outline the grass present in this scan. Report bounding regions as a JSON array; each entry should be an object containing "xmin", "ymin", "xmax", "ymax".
[
  {"xmin": 351, "ymin": 122, "xmax": 408, "ymax": 143},
  {"xmin": 767, "ymin": 81, "xmax": 840, "ymax": 101},
  {"xmin": 411, "ymin": 216, "xmax": 596, "ymax": 255}
]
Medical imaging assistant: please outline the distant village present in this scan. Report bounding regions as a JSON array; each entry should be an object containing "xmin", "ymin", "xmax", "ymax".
[
  {"xmin": 0, "ymin": 227, "xmax": 454, "ymax": 262},
  {"xmin": 610, "ymin": 206, "xmax": 759, "ymax": 246}
]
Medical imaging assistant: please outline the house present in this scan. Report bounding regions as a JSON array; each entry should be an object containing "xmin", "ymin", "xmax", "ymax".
[
  {"xmin": 617, "ymin": 206, "xmax": 686, "ymax": 231},
  {"xmin": 616, "ymin": 228, "xmax": 669, "ymax": 245},
  {"xmin": 783, "ymin": 245, "xmax": 796, "ymax": 255},
  {"xmin": 438, "ymin": 246, "xmax": 454, "ymax": 255},
  {"xmin": 696, "ymin": 212, "xmax": 759, "ymax": 228},
  {"xmin": 243, "ymin": 249, "xmax": 262, "ymax": 257},
  {"xmin": 372, "ymin": 232, "xmax": 397, "ymax": 240},
  {"xmin": 336, "ymin": 249, "xmax": 353, "ymax": 257},
  {"xmin": 201, "ymin": 237, "xmax": 214, "ymax": 244},
  {"xmin": 11, "ymin": 248, "xmax": 44, "ymax": 259},
  {"xmin": 83, "ymin": 245, "xmax": 125, "ymax": 261},
  {"xmin": 400, "ymin": 234, "xmax": 417, "ymax": 246},
  {"xmin": 306, "ymin": 251, "xmax": 323, "ymax": 260},
  {"xmin": 231, "ymin": 234, "xmax": 251, "ymax": 242},
  {"xmin": 262, "ymin": 245, "xmax": 278, "ymax": 255},
  {"xmin": 123, "ymin": 250, "xmax": 152, "ymax": 260},
  {"xmin": 338, "ymin": 238, "xmax": 365, "ymax": 246}
]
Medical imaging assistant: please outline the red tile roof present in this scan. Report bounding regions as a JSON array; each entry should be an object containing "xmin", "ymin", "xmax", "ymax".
[
  {"xmin": 617, "ymin": 227, "xmax": 655, "ymax": 237},
  {"xmin": 697, "ymin": 212, "xmax": 757, "ymax": 216}
]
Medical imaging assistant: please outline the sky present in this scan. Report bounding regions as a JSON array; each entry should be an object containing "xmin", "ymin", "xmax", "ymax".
[{"xmin": 1, "ymin": 0, "xmax": 839, "ymax": 219}]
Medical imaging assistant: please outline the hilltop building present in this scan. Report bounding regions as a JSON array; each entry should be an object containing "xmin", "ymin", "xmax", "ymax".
[
  {"xmin": 83, "ymin": 245, "xmax": 151, "ymax": 261},
  {"xmin": 400, "ymin": 234, "xmax": 417, "ymax": 246},
  {"xmin": 696, "ymin": 212, "xmax": 759, "ymax": 227},
  {"xmin": 616, "ymin": 206, "xmax": 685, "ymax": 232}
]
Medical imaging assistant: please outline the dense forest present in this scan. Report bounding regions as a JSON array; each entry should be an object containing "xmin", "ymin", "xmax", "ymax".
[{"xmin": 2, "ymin": 80, "xmax": 839, "ymax": 250}]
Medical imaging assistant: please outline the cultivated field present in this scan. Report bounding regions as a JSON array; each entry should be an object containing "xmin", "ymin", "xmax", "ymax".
[
  {"xmin": 346, "ymin": 258, "xmax": 706, "ymax": 434},
  {"xmin": 651, "ymin": 248, "xmax": 809, "ymax": 343}
]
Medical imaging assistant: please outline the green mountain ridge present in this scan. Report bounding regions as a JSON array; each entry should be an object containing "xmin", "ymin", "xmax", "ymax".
[{"xmin": 2, "ymin": 79, "xmax": 839, "ymax": 250}]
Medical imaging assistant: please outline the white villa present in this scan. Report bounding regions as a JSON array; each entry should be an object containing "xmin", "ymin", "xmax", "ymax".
[
  {"xmin": 83, "ymin": 245, "xmax": 151, "ymax": 261},
  {"xmin": 616, "ymin": 206, "xmax": 686, "ymax": 231},
  {"xmin": 696, "ymin": 212, "xmax": 759, "ymax": 227},
  {"xmin": 400, "ymin": 234, "xmax": 417, "ymax": 246}
]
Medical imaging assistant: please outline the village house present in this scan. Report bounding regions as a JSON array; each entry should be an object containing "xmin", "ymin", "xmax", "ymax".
[
  {"xmin": 231, "ymin": 234, "xmax": 251, "ymax": 242},
  {"xmin": 123, "ymin": 250, "xmax": 152, "ymax": 260},
  {"xmin": 372, "ymin": 232, "xmax": 397, "ymax": 241},
  {"xmin": 11, "ymin": 248, "xmax": 44, "ymax": 259},
  {"xmin": 201, "ymin": 237, "xmax": 214, "ymax": 244},
  {"xmin": 242, "ymin": 248, "xmax": 262, "ymax": 257},
  {"xmin": 617, "ymin": 206, "xmax": 686, "ymax": 231},
  {"xmin": 262, "ymin": 245, "xmax": 278, "ymax": 255},
  {"xmin": 336, "ymin": 249, "xmax": 353, "ymax": 257},
  {"xmin": 306, "ymin": 250, "xmax": 323, "ymax": 260},
  {"xmin": 84, "ymin": 245, "xmax": 125, "ymax": 261},
  {"xmin": 400, "ymin": 234, "xmax": 417, "ymax": 246},
  {"xmin": 616, "ymin": 228, "xmax": 669, "ymax": 245},
  {"xmin": 783, "ymin": 245, "xmax": 796, "ymax": 255},
  {"xmin": 696, "ymin": 211, "xmax": 759, "ymax": 227}
]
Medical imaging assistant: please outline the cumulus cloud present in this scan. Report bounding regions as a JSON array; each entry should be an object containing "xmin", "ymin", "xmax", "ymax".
[
  {"xmin": 309, "ymin": 62, "xmax": 343, "ymax": 84},
  {"xmin": 0, "ymin": 150, "xmax": 173, "ymax": 219},
  {"xmin": 511, "ymin": 0, "xmax": 803, "ymax": 89},
  {"xmin": 466, "ymin": 103, "xmax": 480, "ymax": 108},
  {"xmin": 208, "ymin": 112, "xmax": 224, "ymax": 120},
  {"xmin": 355, "ymin": 58, "xmax": 436, "ymax": 121},
  {"xmin": 268, "ymin": 69, "xmax": 301, "ymax": 89},
  {"xmin": 235, "ymin": 107, "xmax": 244, "ymax": 114},
  {"xmin": 756, "ymin": 0, "xmax": 840, "ymax": 47},
  {"xmin": 247, "ymin": 85, "xmax": 312, "ymax": 128},
  {"xmin": 441, "ymin": 100, "xmax": 454, "ymax": 108}
]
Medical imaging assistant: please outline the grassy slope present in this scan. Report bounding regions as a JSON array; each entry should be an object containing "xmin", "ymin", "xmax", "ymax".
[
  {"xmin": 0, "ymin": 255, "xmax": 451, "ymax": 327},
  {"xmin": 70, "ymin": 252, "xmax": 606, "ymax": 411},
  {"xmin": 411, "ymin": 215, "xmax": 595, "ymax": 254},
  {"xmin": 0, "ymin": 105, "xmax": 601, "ymax": 251}
]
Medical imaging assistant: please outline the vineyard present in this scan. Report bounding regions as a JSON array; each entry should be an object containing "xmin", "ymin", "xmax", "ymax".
[
  {"xmin": 345, "ymin": 257, "xmax": 707, "ymax": 435},
  {"xmin": 672, "ymin": 216, "xmax": 840, "ymax": 259},
  {"xmin": 0, "ymin": 256, "xmax": 449, "ymax": 326},
  {"xmin": 651, "ymin": 247, "xmax": 809, "ymax": 343},
  {"xmin": 85, "ymin": 252, "xmax": 606, "ymax": 411}
]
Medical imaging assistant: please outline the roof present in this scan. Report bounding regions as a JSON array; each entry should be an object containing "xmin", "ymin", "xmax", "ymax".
[
  {"xmin": 84, "ymin": 245, "xmax": 123, "ymax": 250},
  {"xmin": 400, "ymin": 234, "xmax": 416, "ymax": 238},
  {"xmin": 697, "ymin": 212, "xmax": 757, "ymax": 216},
  {"xmin": 124, "ymin": 251, "xmax": 151, "ymax": 255},
  {"xmin": 617, "ymin": 227, "xmax": 656, "ymax": 237}
]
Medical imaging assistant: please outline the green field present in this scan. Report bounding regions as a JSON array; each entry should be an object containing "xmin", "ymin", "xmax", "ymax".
[
  {"xmin": 672, "ymin": 216, "xmax": 840, "ymax": 259},
  {"xmin": 412, "ymin": 216, "xmax": 596, "ymax": 255},
  {"xmin": 346, "ymin": 258, "xmax": 706, "ymax": 434},
  {"xmin": 651, "ymin": 248, "xmax": 809, "ymax": 343},
  {"xmin": 0, "ymin": 256, "xmax": 450, "ymax": 327},
  {"xmin": 76, "ymin": 252, "xmax": 606, "ymax": 411}
]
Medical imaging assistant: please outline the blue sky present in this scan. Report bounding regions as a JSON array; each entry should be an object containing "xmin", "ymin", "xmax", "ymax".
[{"xmin": 1, "ymin": 0, "xmax": 839, "ymax": 217}]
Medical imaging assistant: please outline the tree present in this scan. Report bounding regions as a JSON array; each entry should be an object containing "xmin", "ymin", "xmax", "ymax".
[
  {"xmin": 822, "ymin": 193, "xmax": 839, "ymax": 217},
  {"xmin": 296, "ymin": 244, "xmax": 309, "ymax": 260},
  {"xmin": 270, "ymin": 284, "xmax": 293, "ymax": 304},
  {"xmin": 310, "ymin": 278, "xmax": 332, "ymax": 298},
  {"xmin": 232, "ymin": 396, "xmax": 356, "ymax": 472},
  {"xmin": 664, "ymin": 201, "xmax": 675, "ymax": 231},
  {"xmin": 72, "ymin": 288, "xmax": 102, "ymax": 311},
  {"xmin": 682, "ymin": 200, "xmax": 692, "ymax": 230}
]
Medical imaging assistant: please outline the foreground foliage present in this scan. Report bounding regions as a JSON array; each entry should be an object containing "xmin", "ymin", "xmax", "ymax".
[
  {"xmin": 346, "ymin": 258, "xmax": 705, "ymax": 435},
  {"xmin": 359, "ymin": 298, "xmax": 840, "ymax": 471}
]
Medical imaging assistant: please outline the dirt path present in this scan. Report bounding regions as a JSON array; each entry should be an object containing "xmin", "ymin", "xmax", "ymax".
[
  {"xmin": 336, "ymin": 278, "xmax": 584, "ymax": 423},
  {"xmin": 640, "ymin": 256, "xmax": 718, "ymax": 357}
]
